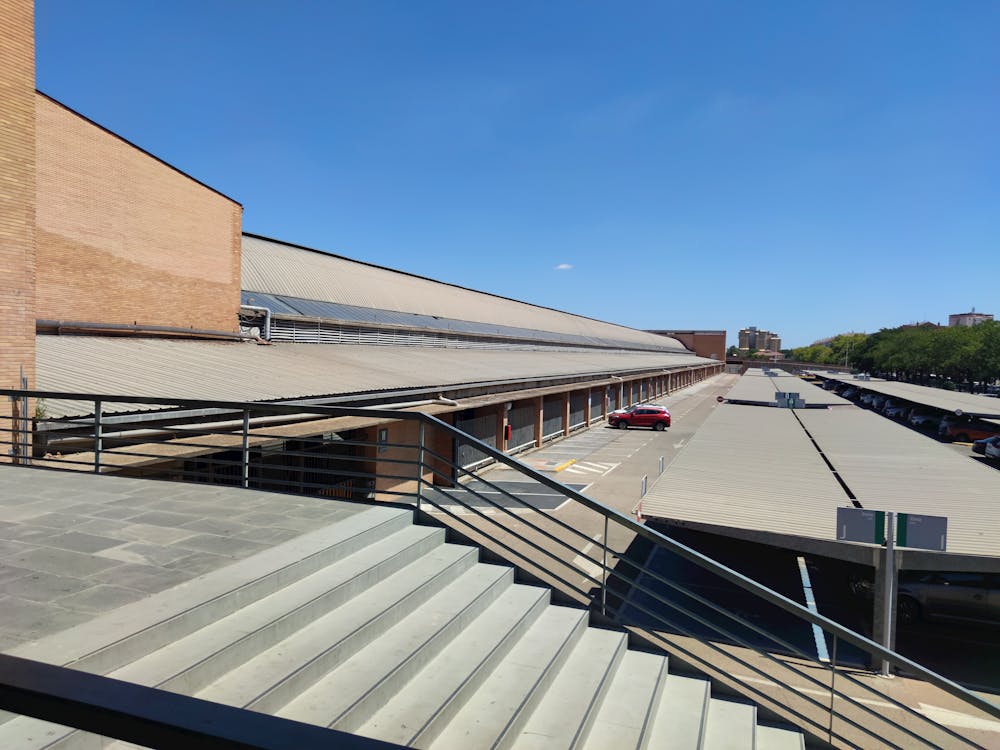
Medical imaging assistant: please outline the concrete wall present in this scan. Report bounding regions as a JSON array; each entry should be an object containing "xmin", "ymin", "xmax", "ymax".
[
  {"xmin": 34, "ymin": 94, "xmax": 243, "ymax": 333},
  {"xmin": 0, "ymin": 0, "xmax": 36, "ymax": 456}
]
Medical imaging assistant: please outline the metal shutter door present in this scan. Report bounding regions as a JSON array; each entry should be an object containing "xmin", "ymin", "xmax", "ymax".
[
  {"xmin": 455, "ymin": 410, "xmax": 497, "ymax": 469},
  {"xmin": 508, "ymin": 404, "xmax": 536, "ymax": 453},
  {"xmin": 542, "ymin": 396, "xmax": 563, "ymax": 442}
]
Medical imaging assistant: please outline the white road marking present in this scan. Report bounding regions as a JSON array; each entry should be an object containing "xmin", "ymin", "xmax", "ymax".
[
  {"xmin": 573, "ymin": 533, "xmax": 606, "ymax": 580},
  {"xmin": 673, "ymin": 439, "xmax": 687, "ymax": 449},
  {"xmin": 918, "ymin": 703, "xmax": 1000, "ymax": 733},
  {"xmin": 734, "ymin": 676, "xmax": 895, "ymax": 709}
]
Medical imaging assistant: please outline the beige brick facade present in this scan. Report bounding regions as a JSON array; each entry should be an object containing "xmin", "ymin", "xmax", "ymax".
[
  {"xmin": 0, "ymin": 0, "xmax": 37, "ymax": 441},
  {"xmin": 35, "ymin": 94, "xmax": 243, "ymax": 333}
]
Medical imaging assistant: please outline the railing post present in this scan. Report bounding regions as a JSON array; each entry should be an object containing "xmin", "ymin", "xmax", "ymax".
[
  {"xmin": 416, "ymin": 421, "xmax": 426, "ymax": 513},
  {"xmin": 829, "ymin": 634, "xmax": 838, "ymax": 745},
  {"xmin": 601, "ymin": 515, "xmax": 609, "ymax": 616},
  {"xmin": 93, "ymin": 400, "xmax": 103, "ymax": 474},
  {"xmin": 241, "ymin": 409, "xmax": 250, "ymax": 489},
  {"xmin": 658, "ymin": 455, "xmax": 664, "ymax": 475}
]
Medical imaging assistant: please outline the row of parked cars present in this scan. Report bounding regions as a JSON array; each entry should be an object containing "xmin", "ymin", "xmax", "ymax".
[{"xmin": 822, "ymin": 380, "xmax": 1000, "ymax": 460}]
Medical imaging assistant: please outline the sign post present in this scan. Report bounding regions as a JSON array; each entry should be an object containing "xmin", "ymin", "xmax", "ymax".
[
  {"xmin": 836, "ymin": 507, "xmax": 947, "ymax": 675},
  {"xmin": 880, "ymin": 511, "xmax": 895, "ymax": 677}
]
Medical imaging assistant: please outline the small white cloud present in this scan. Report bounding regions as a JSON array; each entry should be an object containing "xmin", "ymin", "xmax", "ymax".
[{"xmin": 554, "ymin": 263, "xmax": 573, "ymax": 271}]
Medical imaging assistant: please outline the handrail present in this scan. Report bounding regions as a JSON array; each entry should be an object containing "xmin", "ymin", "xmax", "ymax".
[
  {"xmin": 2, "ymin": 388, "xmax": 998, "ymax": 730},
  {"xmin": 0, "ymin": 653, "xmax": 402, "ymax": 749}
]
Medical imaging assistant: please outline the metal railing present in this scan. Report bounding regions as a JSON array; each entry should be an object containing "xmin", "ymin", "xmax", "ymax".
[{"xmin": 2, "ymin": 388, "xmax": 999, "ymax": 749}]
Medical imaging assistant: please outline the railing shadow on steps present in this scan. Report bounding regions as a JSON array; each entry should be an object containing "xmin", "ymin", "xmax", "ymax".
[{"xmin": 1, "ymin": 388, "xmax": 998, "ymax": 749}]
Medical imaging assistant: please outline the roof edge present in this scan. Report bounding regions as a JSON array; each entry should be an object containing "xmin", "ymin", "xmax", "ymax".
[{"xmin": 36, "ymin": 90, "xmax": 242, "ymax": 207}]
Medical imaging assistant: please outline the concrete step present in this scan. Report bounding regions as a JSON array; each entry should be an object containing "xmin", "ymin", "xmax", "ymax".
[
  {"xmin": 278, "ymin": 562, "xmax": 515, "ymax": 732},
  {"xmin": 428, "ymin": 605, "xmax": 589, "ymax": 750},
  {"xmin": 358, "ymin": 583, "xmax": 552, "ymax": 747},
  {"xmin": 756, "ymin": 724, "xmax": 806, "ymax": 750},
  {"xmin": 197, "ymin": 541, "xmax": 479, "ymax": 713},
  {"xmin": 581, "ymin": 650, "xmax": 668, "ymax": 750},
  {"xmin": 703, "ymin": 697, "xmax": 757, "ymax": 750},
  {"xmin": 24, "ymin": 504, "xmax": 413, "ymax": 676},
  {"xmin": 111, "ymin": 524, "xmax": 445, "ymax": 696},
  {"xmin": 510, "ymin": 627, "xmax": 627, "ymax": 750},
  {"xmin": 645, "ymin": 673, "xmax": 710, "ymax": 749},
  {"xmin": 0, "ymin": 505, "xmax": 418, "ymax": 750}
]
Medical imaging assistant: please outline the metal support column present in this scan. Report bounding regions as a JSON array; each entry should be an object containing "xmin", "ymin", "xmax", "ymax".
[
  {"xmin": 600, "ymin": 516, "xmax": 609, "ymax": 616},
  {"xmin": 880, "ymin": 511, "xmax": 896, "ymax": 676},
  {"xmin": 93, "ymin": 400, "xmax": 103, "ymax": 474},
  {"xmin": 241, "ymin": 410, "xmax": 251, "ymax": 489},
  {"xmin": 416, "ymin": 421, "xmax": 426, "ymax": 513}
]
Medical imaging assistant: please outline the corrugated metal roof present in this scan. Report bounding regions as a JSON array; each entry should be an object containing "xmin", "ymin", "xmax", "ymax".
[
  {"xmin": 241, "ymin": 235, "xmax": 688, "ymax": 351},
  {"xmin": 641, "ymin": 405, "xmax": 849, "ymax": 538},
  {"xmin": 797, "ymin": 408, "xmax": 1000, "ymax": 558},
  {"xmin": 814, "ymin": 373, "xmax": 1000, "ymax": 426},
  {"xmin": 725, "ymin": 370, "xmax": 850, "ymax": 406},
  {"xmin": 35, "ymin": 336, "xmax": 712, "ymax": 418},
  {"xmin": 642, "ymin": 401, "xmax": 1000, "ymax": 559}
]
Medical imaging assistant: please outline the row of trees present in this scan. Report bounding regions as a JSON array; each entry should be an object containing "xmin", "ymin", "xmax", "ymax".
[{"xmin": 788, "ymin": 322, "xmax": 1000, "ymax": 388}]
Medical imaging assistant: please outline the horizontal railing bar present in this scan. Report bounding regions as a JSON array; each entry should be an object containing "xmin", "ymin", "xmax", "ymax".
[
  {"xmin": 421, "ymin": 467, "xmax": 608, "ymax": 582},
  {"xmin": 3, "ymin": 388, "xmax": 996, "ymax": 722},
  {"xmin": 419, "ymin": 492, "xmax": 590, "ymax": 600},
  {"xmin": 0, "ymin": 653, "xmax": 403, "ymax": 750}
]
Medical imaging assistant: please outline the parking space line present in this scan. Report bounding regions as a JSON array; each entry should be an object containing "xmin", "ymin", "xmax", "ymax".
[{"xmin": 797, "ymin": 556, "xmax": 829, "ymax": 663}]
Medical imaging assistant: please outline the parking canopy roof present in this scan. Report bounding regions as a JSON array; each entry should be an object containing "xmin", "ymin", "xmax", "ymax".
[
  {"xmin": 812, "ymin": 372, "xmax": 1000, "ymax": 427},
  {"xmin": 724, "ymin": 369, "xmax": 850, "ymax": 407},
  {"xmin": 642, "ymin": 395, "xmax": 1000, "ymax": 562}
]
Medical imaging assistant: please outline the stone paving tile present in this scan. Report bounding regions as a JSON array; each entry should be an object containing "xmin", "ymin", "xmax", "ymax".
[
  {"xmin": 0, "ymin": 596, "xmax": 91, "ymax": 641},
  {"xmin": 5, "ymin": 547, "xmax": 122, "ymax": 577},
  {"xmin": 128, "ymin": 510, "xmax": 202, "ymax": 528},
  {"xmin": 144, "ymin": 499, "xmax": 203, "ymax": 514},
  {"xmin": 235, "ymin": 526, "xmax": 302, "ymax": 545},
  {"xmin": 27, "ymin": 512, "xmax": 91, "ymax": 530},
  {"xmin": 2, "ymin": 525, "xmax": 61, "ymax": 545},
  {"xmin": 56, "ymin": 585, "xmax": 147, "ymax": 614},
  {"xmin": 171, "ymin": 534, "xmax": 267, "ymax": 559},
  {"xmin": 90, "ymin": 506, "xmax": 147, "ymax": 521},
  {"xmin": 179, "ymin": 517, "xmax": 255, "ymax": 536},
  {"xmin": 96, "ymin": 543, "xmax": 191, "ymax": 567},
  {"xmin": 60, "ymin": 502, "xmax": 118, "ymax": 517},
  {"xmin": 164, "ymin": 551, "xmax": 231, "ymax": 577},
  {"xmin": 231, "ymin": 511, "xmax": 292, "ymax": 527},
  {"xmin": 73, "ymin": 518, "xmax": 132, "ymax": 537},
  {"xmin": 42, "ymin": 531, "xmax": 126, "ymax": 554},
  {"xmin": 0, "ymin": 565, "xmax": 32, "ymax": 586},
  {"xmin": 271, "ymin": 516, "xmax": 331, "ymax": 532},
  {"xmin": 0, "ymin": 630, "xmax": 27, "ymax": 653},
  {"xmin": 0, "ymin": 571, "xmax": 91, "ymax": 602},
  {"xmin": 0, "ymin": 539, "xmax": 36, "ymax": 560},
  {"xmin": 90, "ymin": 563, "xmax": 189, "ymax": 594},
  {"xmin": 115, "ymin": 523, "xmax": 197, "ymax": 546}
]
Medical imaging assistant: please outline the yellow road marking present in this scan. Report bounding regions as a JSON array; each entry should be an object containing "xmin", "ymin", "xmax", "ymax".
[{"xmin": 554, "ymin": 459, "xmax": 577, "ymax": 472}]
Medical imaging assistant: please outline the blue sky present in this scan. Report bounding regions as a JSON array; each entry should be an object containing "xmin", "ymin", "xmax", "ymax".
[{"xmin": 36, "ymin": 1, "xmax": 999, "ymax": 348}]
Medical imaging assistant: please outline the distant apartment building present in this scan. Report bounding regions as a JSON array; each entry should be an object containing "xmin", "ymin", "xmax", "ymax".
[
  {"xmin": 738, "ymin": 326, "xmax": 781, "ymax": 353},
  {"xmin": 948, "ymin": 310, "xmax": 993, "ymax": 327}
]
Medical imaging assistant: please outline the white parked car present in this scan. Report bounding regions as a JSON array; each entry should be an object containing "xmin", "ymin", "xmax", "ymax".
[{"xmin": 986, "ymin": 439, "xmax": 1000, "ymax": 462}]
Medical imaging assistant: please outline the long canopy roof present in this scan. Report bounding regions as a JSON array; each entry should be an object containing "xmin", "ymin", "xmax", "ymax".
[
  {"xmin": 242, "ymin": 234, "xmax": 687, "ymax": 352},
  {"xmin": 36, "ymin": 336, "xmax": 712, "ymax": 418}
]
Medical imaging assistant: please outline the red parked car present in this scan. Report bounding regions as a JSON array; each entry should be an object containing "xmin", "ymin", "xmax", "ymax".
[{"xmin": 608, "ymin": 405, "xmax": 671, "ymax": 431}]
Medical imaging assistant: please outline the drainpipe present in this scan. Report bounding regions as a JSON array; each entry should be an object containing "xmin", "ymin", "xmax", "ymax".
[{"xmin": 240, "ymin": 305, "xmax": 272, "ymax": 340}]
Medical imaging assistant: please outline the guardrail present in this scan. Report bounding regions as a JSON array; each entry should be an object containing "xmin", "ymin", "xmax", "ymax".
[{"xmin": 2, "ymin": 388, "xmax": 999, "ymax": 749}]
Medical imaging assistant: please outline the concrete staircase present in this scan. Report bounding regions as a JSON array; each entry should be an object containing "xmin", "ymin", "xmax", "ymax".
[{"xmin": 1, "ymin": 504, "xmax": 805, "ymax": 749}]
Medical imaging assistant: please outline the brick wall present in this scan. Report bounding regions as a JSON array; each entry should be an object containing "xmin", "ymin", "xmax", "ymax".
[
  {"xmin": 0, "ymin": 0, "xmax": 36, "ymax": 448},
  {"xmin": 35, "ymin": 94, "xmax": 243, "ymax": 333}
]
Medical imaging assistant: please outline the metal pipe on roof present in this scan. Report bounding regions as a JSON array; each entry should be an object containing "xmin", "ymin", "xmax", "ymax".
[
  {"xmin": 239, "ymin": 305, "xmax": 272, "ymax": 340},
  {"xmin": 36, "ymin": 320, "xmax": 248, "ymax": 341}
]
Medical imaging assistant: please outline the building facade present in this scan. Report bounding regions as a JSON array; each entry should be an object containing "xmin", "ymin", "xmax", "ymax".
[
  {"xmin": 737, "ymin": 326, "xmax": 781, "ymax": 353},
  {"xmin": 948, "ymin": 310, "xmax": 994, "ymax": 327}
]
